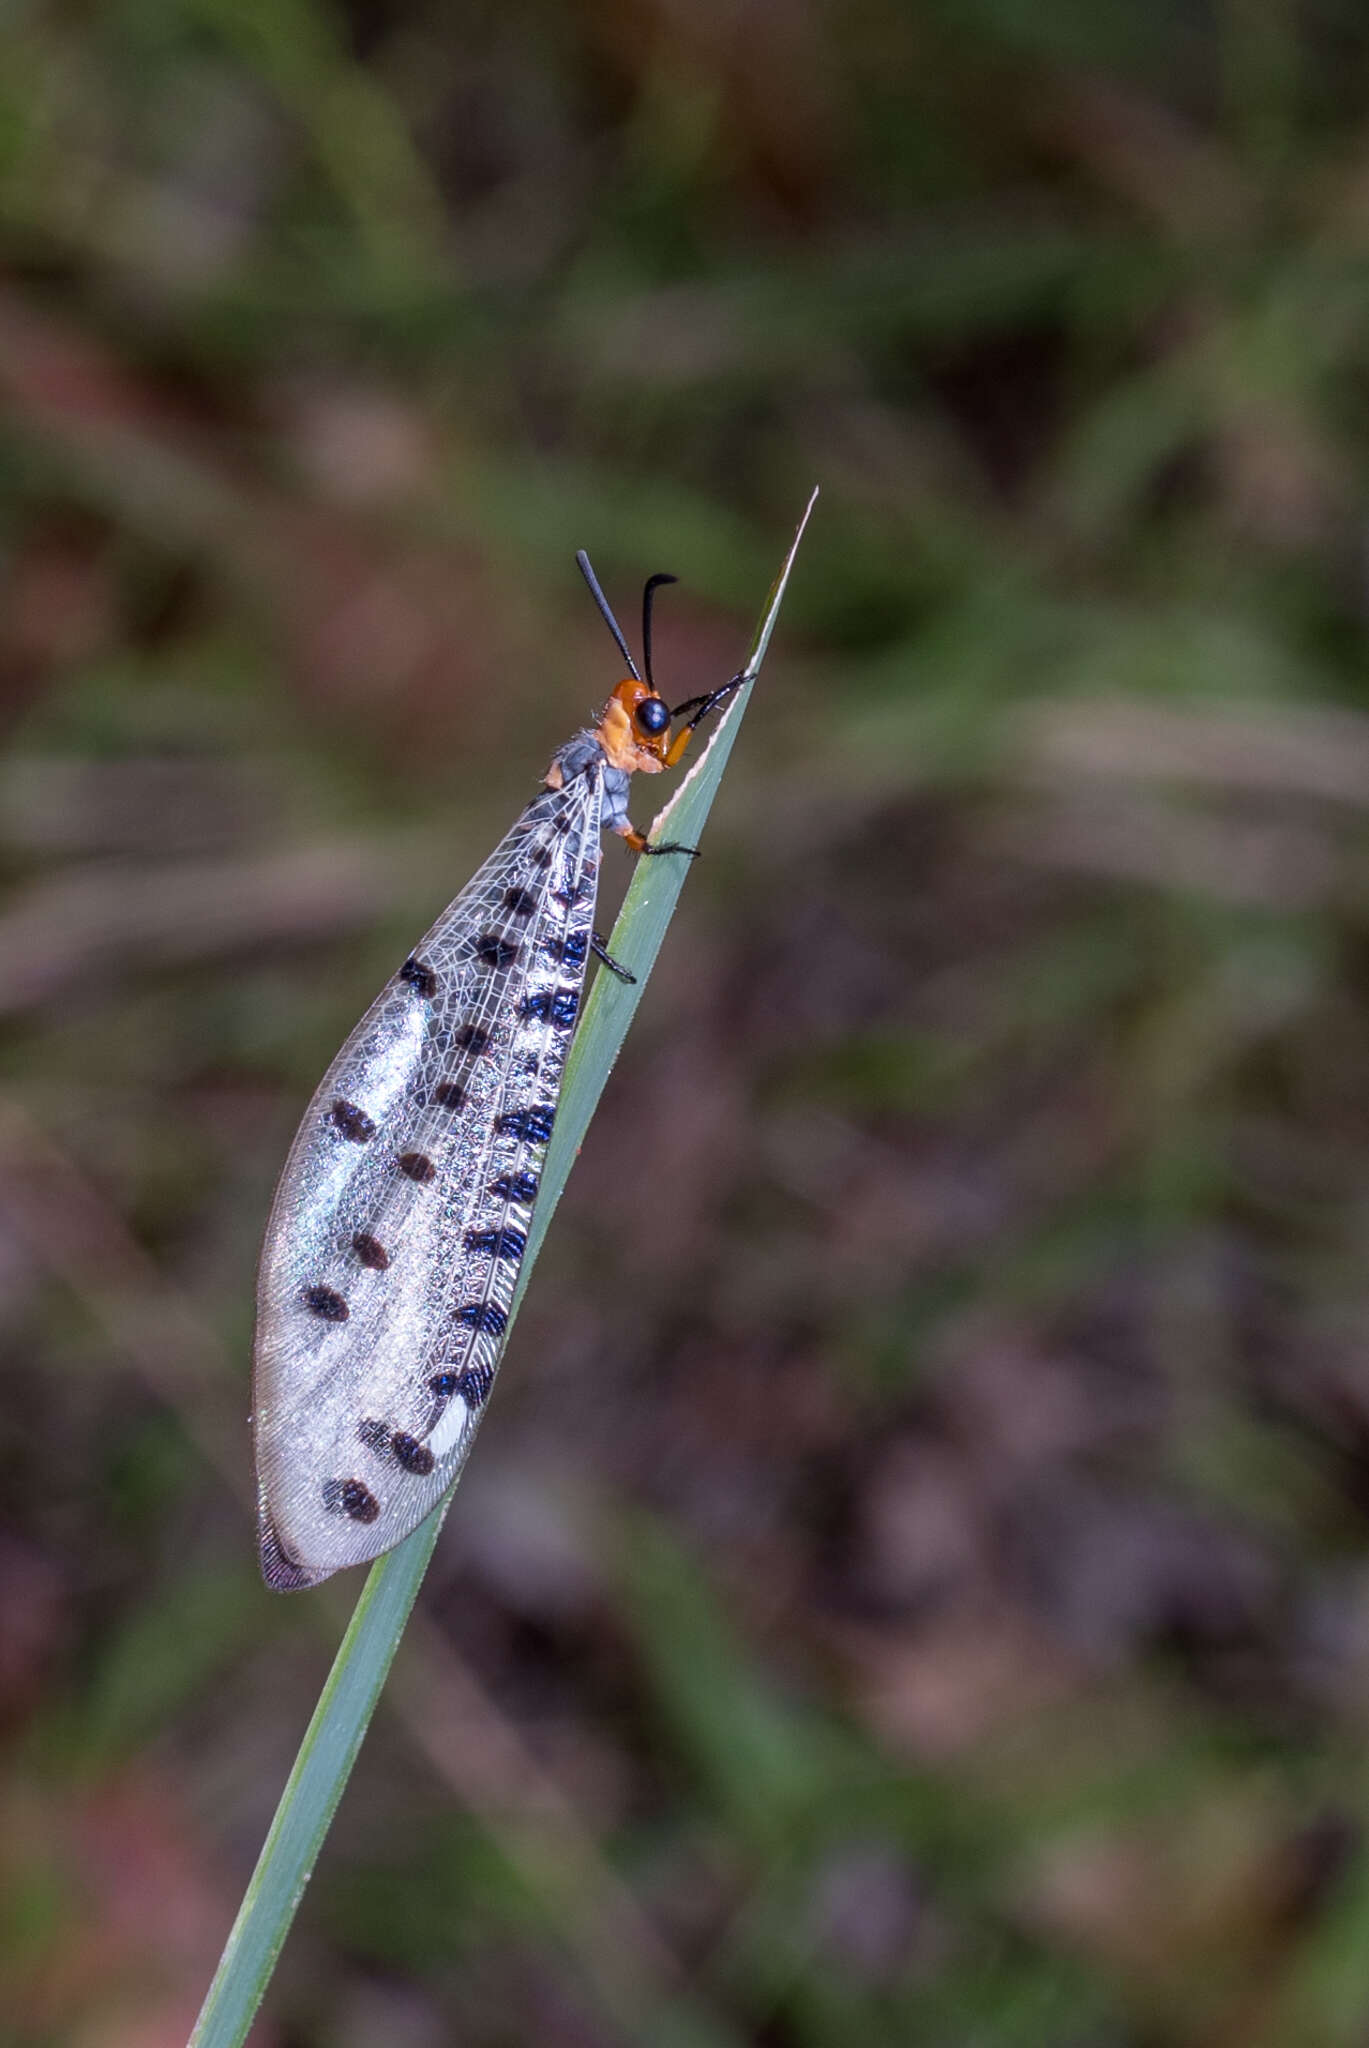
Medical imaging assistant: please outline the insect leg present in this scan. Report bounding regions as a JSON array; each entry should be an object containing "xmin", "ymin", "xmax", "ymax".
[
  {"xmin": 591, "ymin": 931, "xmax": 636, "ymax": 983},
  {"xmin": 615, "ymin": 823, "xmax": 701, "ymax": 859},
  {"xmin": 663, "ymin": 670, "xmax": 747, "ymax": 768}
]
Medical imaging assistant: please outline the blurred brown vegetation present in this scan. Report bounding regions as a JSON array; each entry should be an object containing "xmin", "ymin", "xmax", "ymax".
[{"xmin": 8, "ymin": 2, "xmax": 1369, "ymax": 2044}]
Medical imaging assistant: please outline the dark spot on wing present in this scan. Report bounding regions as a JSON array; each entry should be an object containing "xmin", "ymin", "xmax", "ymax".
[
  {"xmin": 323, "ymin": 1477, "xmax": 380, "ymax": 1523},
  {"xmin": 495, "ymin": 1105, "xmax": 555, "ymax": 1145},
  {"xmin": 519, "ymin": 987, "xmax": 579, "ymax": 1028},
  {"xmin": 392, "ymin": 1431, "xmax": 436, "ymax": 1475},
  {"xmin": 302, "ymin": 1284, "xmax": 349, "ymax": 1322},
  {"xmin": 452, "ymin": 1302, "xmax": 508, "ymax": 1336},
  {"xmin": 432, "ymin": 1080, "xmax": 466, "ymax": 1110},
  {"xmin": 490, "ymin": 1170, "xmax": 539, "ymax": 1203},
  {"xmin": 331, "ymin": 1099, "xmax": 375, "ymax": 1142},
  {"xmin": 460, "ymin": 1363, "xmax": 494, "ymax": 1406},
  {"xmin": 430, "ymin": 1363, "xmax": 495, "ymax": 1407},
  {"xmin": 399, "ymin": 957, "xmax": 438, "ymax": 998},
  {"xmin": 352, "ymin": 1231, "xmax": 390, "ymax": 1270},
  {"xmin": 477, "ymin": 933, "xmax": 520, "ymax": 970},
  {"xmin": 463, "ymin": 1226, "xmax": 526, "ymax": 1262},
  {"xmin": 529, "ymin": 843, "xmax": 553, "ymax": 868},
  {"xmin": 397, "ymin": 1151, "xmax": 436, "ymax": 1183},
  {"xmin": 454, "ymin": 1023, "xmax": 490, "ymax": 1055},
  {"xmin": 502, "ymin": 887, "xmax": 539, "ymax": 919},
  {"xmin": 542, "ymin": 929, "xmax": 587, "ymax": 970}
]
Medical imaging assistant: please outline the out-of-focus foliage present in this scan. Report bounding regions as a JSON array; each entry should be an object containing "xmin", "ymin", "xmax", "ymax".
[{"xmin": 6, "ymin": 2, "xmax": 1369, "ymax": 2043}]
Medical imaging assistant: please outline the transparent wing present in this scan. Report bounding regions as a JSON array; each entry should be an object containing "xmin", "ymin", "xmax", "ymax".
[{"xmin": 253, "ymin": 769, "xmax": 603, "ymax": 1587}]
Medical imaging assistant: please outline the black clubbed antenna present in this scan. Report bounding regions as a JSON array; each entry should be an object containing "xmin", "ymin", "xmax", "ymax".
[
  {"xmin": 576, "ymin": 551, "xmax": 639, "ymax": 681},
  {"xmin": 641, "ymin": 573, "xmax": 677, "ymax": 693}
]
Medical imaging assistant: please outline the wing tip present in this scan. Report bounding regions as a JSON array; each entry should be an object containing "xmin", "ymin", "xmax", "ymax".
[{"xmin": 258, "ymin": 1502, "xmax": 329, "ymax": 1593}]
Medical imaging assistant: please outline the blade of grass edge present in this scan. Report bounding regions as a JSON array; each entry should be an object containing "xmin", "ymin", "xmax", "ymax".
[{"xmin": 187, "ymin": 487, "xmax": 818, "ymax": 2048}]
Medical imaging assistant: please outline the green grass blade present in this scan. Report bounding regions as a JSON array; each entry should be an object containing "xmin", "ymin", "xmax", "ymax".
[{"xmin": 188, "ymin": 489, "xmax": 817, "ymax": 2048}]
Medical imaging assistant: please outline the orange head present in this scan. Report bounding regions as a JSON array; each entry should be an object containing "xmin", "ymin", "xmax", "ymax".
[{"xmin": 596, "ymin": 676, "xmax": 672, "ymax": 776}]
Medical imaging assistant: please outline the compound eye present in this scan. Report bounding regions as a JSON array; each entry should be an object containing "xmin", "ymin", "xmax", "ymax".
[{"xmin": 635, "ymin": 695, "xmax": 670, "ymax": 737}]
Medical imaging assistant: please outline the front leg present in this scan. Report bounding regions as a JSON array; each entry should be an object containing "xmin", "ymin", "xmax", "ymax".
[
  {"xmin": 663, "ymin": 671, "xmax": 747, "ymax": 766},
  {"xmin": 615, "ymin": 823, "xmax": 700, "ymax": 859}
]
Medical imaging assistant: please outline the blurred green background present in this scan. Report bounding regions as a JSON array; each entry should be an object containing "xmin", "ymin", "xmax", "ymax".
[{"xmin": 8, "ymin": 2, "xmax": 1369, "ymax": 2043}]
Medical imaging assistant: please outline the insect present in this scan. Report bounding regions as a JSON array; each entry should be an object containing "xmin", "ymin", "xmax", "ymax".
[{"xmin": 252, "ymin": 554, "xmax": 745, "ymax": 1589}]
